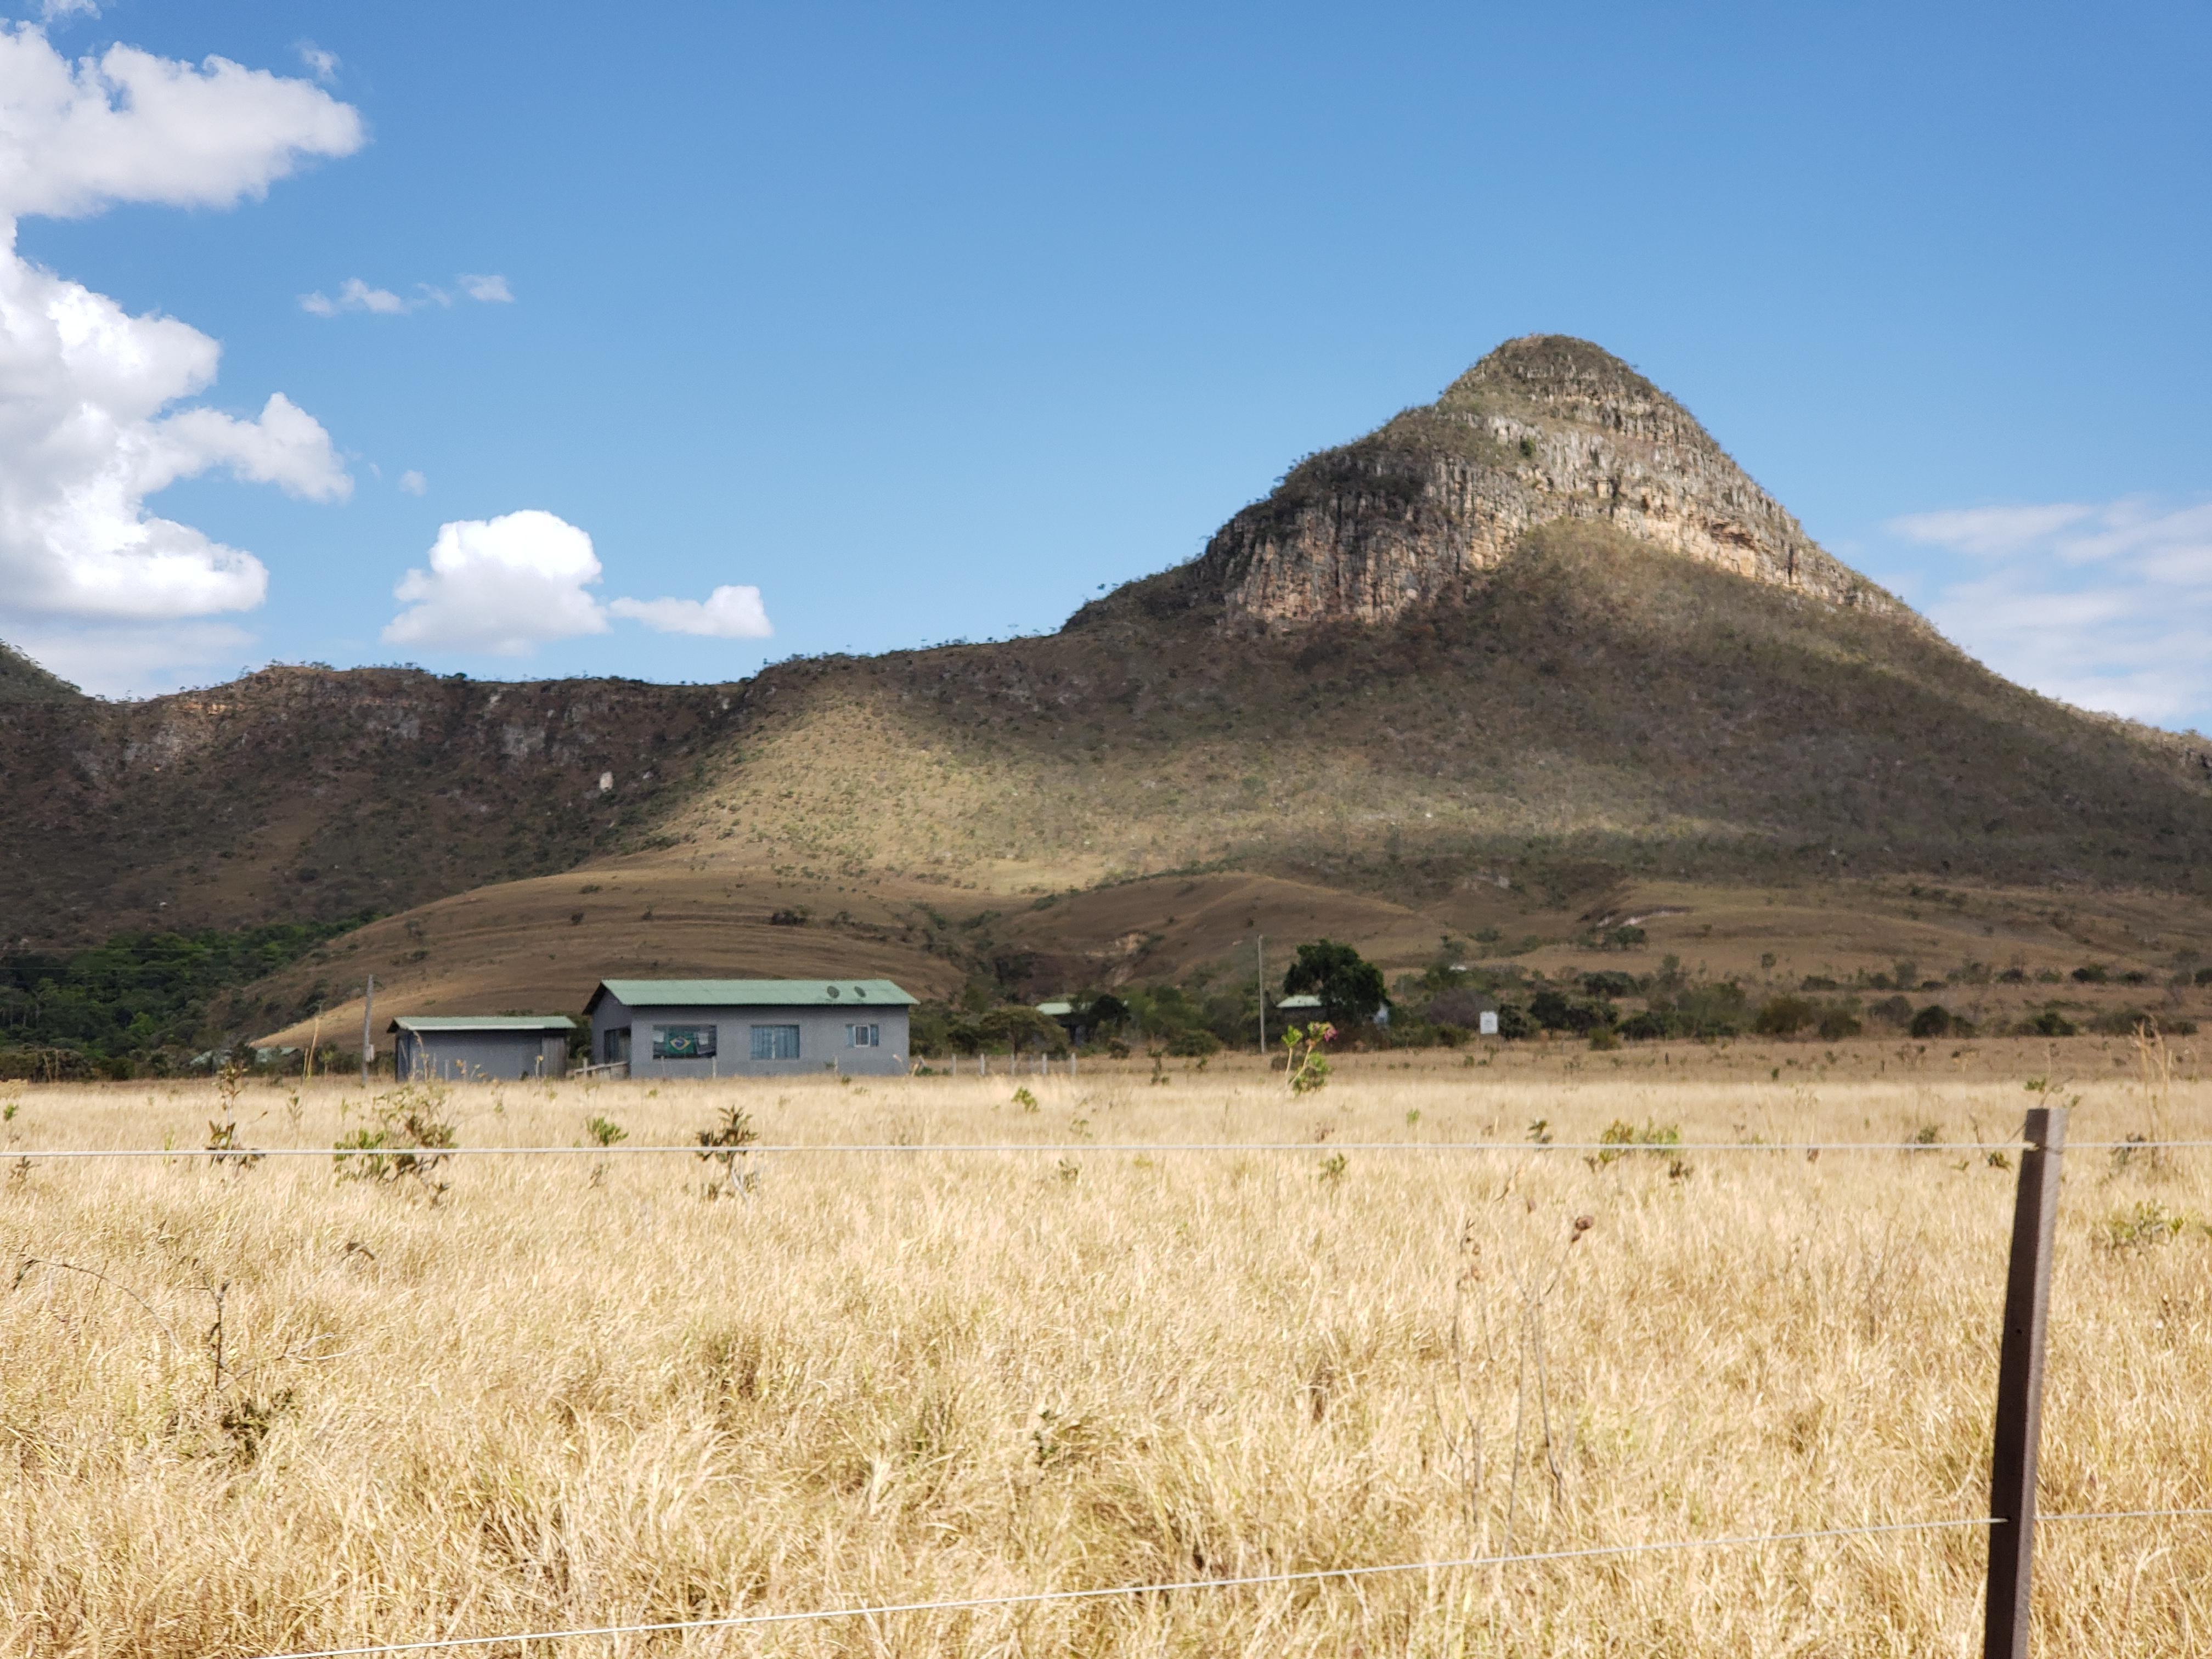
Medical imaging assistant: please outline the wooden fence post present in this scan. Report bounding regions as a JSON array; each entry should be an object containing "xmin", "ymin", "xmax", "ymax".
[{"xmin": 1984, "ymin": 1104, "xmax": 2067, "ymax": 1659}]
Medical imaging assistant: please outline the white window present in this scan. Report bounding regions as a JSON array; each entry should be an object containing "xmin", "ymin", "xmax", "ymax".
[
  {"xmin": 749, "ymin": 1024, "xmax": 800, "ymax": 1060},
  {"xmin": 846, "ymin": 1023, "xmax": 879, "ymax": 1047}
]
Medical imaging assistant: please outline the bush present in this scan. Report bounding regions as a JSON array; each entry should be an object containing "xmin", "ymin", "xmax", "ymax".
[
  {"xmin": 1908, "ymin": 1005, "xmax": 1953, "ymax": 1039},
  {"xmin": 1868, "ymin": 995, "xmax": 1914, "ymax": 1028},
  {"xmin": 1753, "ymin": 995, "xmax": 1816, "ymax": 1037},
  {"xmin": 1579, "ymin": 971, "xmax": 1639, "ymax": 1000},
  {"xmin": 2197, "ymin": 967, "xmax": 2212, "ymax": 987},
  {"xmin": 1165, "ymin": 1028, "xmax": 1221, "ymax": 1058},
  {"xmin": 1618, "ymin": 1011, "xmax": 1673, "ymax": 1042},
  {"xmin": 1424, "ymin": 988, "xmax": 1494, "ymax": 1028},
  {"xmin": 1817, "ymin": 1010, "xmax": 1863, "ymax": 1041},
  {"xmin": 2023, "ymin": 1009, "xmax": 2076, "ymax": 1037},
  {"xmin": 1283, "ymin": 939, "xmax": 1388, "ymax": 1029},
  {"xmin": 1588, "ymin": 1026, "xmax": 1622, "ymax": 1051},
  {"xmin": 1496, "ymin": 1003, "xmax": 1537, "ymax": 1040},
  {"xmin": 2072, "ymin": 964, "xmax": 2108, "ymax": 984}
]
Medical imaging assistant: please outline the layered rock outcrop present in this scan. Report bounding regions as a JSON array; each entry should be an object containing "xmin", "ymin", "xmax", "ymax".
[{"xmin": 1183, "ymin": 335, "xmax": 1907, "ymax": 630}]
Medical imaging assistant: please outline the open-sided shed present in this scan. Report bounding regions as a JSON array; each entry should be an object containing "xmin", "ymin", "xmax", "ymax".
[{"xmin": 389, "ymin": 1016, "xmax": 574, "ymax": 1082}]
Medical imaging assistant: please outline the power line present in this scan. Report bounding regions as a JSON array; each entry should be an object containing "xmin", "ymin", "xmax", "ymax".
[{"xmin": 245, "ymin": 1515, "xmax": 2000, "ymax": 1659}]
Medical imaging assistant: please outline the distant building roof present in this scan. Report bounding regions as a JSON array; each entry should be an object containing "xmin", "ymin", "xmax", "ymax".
[
  {"xmin": 1276, "ymin": 994, "xmax": 1324, "ymax": 1011},
  {"xmin": 1035, "ymin": 1000, "xmax": 1074, "ymax": 1017},
  {"xmin": 586, "ymin": 978, "xmax": 918, "ymax": 1014},
  {"xmin": 388, "ymin": 1015, "xmax": 575, "ymax": 1034}
]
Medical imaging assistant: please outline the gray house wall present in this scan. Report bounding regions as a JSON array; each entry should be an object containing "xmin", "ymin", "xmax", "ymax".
[
  {"xmin": 590, "ymin": 992, "xmax": 907, "ymax": 1078},
  {"xmin": 397, "ymin": 1030, "xmax": 568, "ymax": 1082}
]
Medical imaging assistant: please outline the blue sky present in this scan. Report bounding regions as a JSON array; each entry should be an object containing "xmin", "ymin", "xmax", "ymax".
[{"xmin": 6, "ymin": 2, "xmax": 2210, "ymax": 730}]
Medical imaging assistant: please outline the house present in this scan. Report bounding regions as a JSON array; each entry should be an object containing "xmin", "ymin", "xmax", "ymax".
[
  {"xmin": 389, "ymin": 1016, "xmax": 575, "ymax": 1082},
  {"xmin": 584, "ymin": 978, "xmax": 917, "ymax": 1078}
]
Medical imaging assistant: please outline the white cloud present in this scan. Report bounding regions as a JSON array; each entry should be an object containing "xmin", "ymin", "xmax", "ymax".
[
  {"xmin": 611, "ymin": 585, "xmax": 774, "ymax": 639},
  {"xmin": 39, "ymin": 1, "xmax": 97, "ymax": 22},
  {"xmin": 0, "ymin": 26, "xmax": 363, "ymax": 219},
  {"xmin": 398, "ymin": 469, "xmax": 427, "ymax": 496},
  {"xmin": 300, "ymin": 276, "xmax": 406, "ymax": 315},
  {"xmin": 0, "ymin": 230, "xmax": 348, "ymax": 622},
  {"xmin": 0, "ymin": 25, "xmax": 358, "ymax": 665},
  {"xmin": 296, "ymin": 42, "xmax": 338, "ymax": 84},
  {"xmin": 383, "ymin": 510, "xmax": 611, "ymax": 656},
  {"xmin": 1895, "ymin": 497, "xmax": 2212, "ymax": 729},
  {"xmin": 302, "ymin": 272, "xmax": 511, "ymax": 317}
]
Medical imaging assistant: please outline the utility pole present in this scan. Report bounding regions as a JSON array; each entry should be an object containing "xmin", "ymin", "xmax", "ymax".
[
  {"xmin": 360, "ymin": 975, "xmax": 375, "ymax": 1085},
  {"xmin": 1256, "ymin": 935, "xmax": 1266, "ymax": 1056}
]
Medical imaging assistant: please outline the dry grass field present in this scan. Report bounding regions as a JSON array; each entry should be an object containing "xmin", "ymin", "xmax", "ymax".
[{"xmin": 2, "ymin": 1042, "xmax": 2208, "ymax": 1656}]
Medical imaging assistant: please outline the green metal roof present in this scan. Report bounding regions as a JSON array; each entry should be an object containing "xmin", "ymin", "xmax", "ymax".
[
  {"xmin": 388, "ymin": 1015, "xmax": 575, "ymax": 1034},
  {"xmin": 588, "ymin": 978, "xmax": 918, "ymax": 1013},
  {"xmin": 1275, "ymin": 994, "xmax": 1324, "ymax": 1010}
]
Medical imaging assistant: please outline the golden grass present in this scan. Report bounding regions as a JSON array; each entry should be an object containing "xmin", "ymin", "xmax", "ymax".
[{"xmin": 2, "ymin": 1053, "xmax": 2208, "ymax": 1656}]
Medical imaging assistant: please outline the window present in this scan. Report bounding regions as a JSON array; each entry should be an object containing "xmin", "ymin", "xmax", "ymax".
[
  {"xmin": 603, "ymin": 1028, "xmax": 629, "ymax": 1063},
  {"xmin": 651, "ymin": 1024, "xmax": 717, "ymax": 1060},
  {"xmin": 846, "ymin": 1023, "xmax": 879, "ymax": 1047},
  {"xmin": 749, "ymin": 1024, "xmax": 800, "ymax": 1061}
]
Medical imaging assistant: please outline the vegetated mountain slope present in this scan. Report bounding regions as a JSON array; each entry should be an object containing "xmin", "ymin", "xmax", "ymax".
[
  {"xmin": 657, "ymin": 519, "xmax": 2211, "ymax": 901},
  {"xmin": 0, "ymin": 640, "xmax": 79, "ymax": 703},
  {"xmin": 0, "ymin": 665, "xmax": 737, "ymax": 945}
]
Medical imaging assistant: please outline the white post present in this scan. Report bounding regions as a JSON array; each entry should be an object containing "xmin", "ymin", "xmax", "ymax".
[{"xmin": 360, "ymin": 975, "xmax": 375, "ymax": 1085}]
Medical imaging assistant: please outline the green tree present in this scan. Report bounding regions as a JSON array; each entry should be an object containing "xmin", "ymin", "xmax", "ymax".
[{"xmin": 1283, "ymin": 940, "xmax": 1388, "ymax": 1030}]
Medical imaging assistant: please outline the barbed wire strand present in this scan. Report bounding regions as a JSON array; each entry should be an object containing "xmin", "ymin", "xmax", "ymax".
[
  {"xmin": 247, "ymin": 1515, "xmax": 1999, "ymax": 1659},
  {"xmin": 5, "ymin": 1139, "xmax": 2059, "ymax": 1160}
]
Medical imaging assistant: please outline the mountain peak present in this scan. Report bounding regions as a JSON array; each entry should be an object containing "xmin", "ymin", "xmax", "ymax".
[{"xmin": 1075, "ymin": 335, "xmax": 1908, "ymax": 635}]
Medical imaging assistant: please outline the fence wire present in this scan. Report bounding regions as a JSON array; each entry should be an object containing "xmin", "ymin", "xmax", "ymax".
[
  {"xmin": 4, "ymin": 1139, "xmax": 2066, "ymax": 1159},
  {"xmin": 248, "ymin": 1515, "xmax": 2004, "ymax": 1659}
]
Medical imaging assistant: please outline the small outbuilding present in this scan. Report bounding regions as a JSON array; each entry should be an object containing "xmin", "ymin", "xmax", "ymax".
[
  {"xmin": 389, "ymin": 1016, "xmax": 575, "ymax": 1082},
  {"xmin": 584, "ymin": 978, "xmax": 917, "ymax": 1078}
]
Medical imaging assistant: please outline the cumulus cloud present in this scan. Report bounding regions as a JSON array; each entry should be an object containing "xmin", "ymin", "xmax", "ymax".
[
  {"xmin": 0, "ymin": 25, "xmax": 358, "ymax": 650},
  {"xmin": 398, "ymin": 469, "xmax": 427, "ymax": 496},
  {"xmin": 301, "ymin": 272, "xmax": 512, "ymax": 317},
  {"xmin": 1893, "ymin": 497, "xmax": 2212, "ymax": 728},
  {"xmin": 610, "ymin": 586, "xmax": 774, "ymax": 639},
  {"xmin": 295, "ymin": 42, "xmax": 338, "ymax": 83},
  {"xmin": 384, "ymin": 510, "xmax": 612, "ymax": 656},
  {"xmin": 0, "ymin": 26, "xmax": 362, "ymax": 218}
]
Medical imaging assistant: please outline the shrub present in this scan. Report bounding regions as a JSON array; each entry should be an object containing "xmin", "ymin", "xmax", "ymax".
[
  {"xmin": 2072, "ymin": 964, "xmax": 2108, "ymax": 984},
  {"xmin": 1165, "ymin": 1028, "xmax": 1221, "ymax": 1058},
  {"xmin": 2023, "ymin": 1009, "xmax": 2077, "ymax": 1037},
  {"xmin": 1283, "ymin": 939, "xmax": 1388, "ymax": 1029},
  {"xmin": 1908, "ymin": 1005, "xmax": 1952, "ymax": 1039},
  {"xmin": 1997, "ymin": 967, "xmax": 2028, "ymax": 984},
  {"xmin": 1818, "ymin": 1010, "xmax": 1863, "ymax": 1041},
  {"xmin": 1496, "ymin": 1002, "xmax": 1537, "ymax": 1040},
  {"xmin": 1424, "ymin": 988, "xmax": 1494, "ymax": 1028},
  {"xmin": 1753, "ymin": 995, "xmax": 1816, "ymax": 1037},
  {"xmin": 2197, "ymin": 967, "xmax": 2212, "ymax": 987},
  {"xmin": 1618, "ymin": 1011, "xmax": 1673, "ymax": 1041},
  {"xmin": 1579, "ymin": 971, "xmax": 1639, "ymax": 1000},
  {"xmin": 1869, "ymin": 995, "xmax": 1915, "ymax": 1028},
  {"xmin": 1588, "ymin": 1026, "xmax": 1622, "ymax": 1051}
]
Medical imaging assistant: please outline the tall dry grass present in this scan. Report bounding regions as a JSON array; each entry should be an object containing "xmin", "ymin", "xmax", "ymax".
[{"xmin": 1, "ymin": 1054, "xmax": 2207, "ymax": 1656}]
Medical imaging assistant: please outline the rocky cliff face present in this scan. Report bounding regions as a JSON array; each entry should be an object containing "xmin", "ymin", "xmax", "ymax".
[{"xmin": 1170, "ymin": 335, "xmax": 1908, "ymax": 630}]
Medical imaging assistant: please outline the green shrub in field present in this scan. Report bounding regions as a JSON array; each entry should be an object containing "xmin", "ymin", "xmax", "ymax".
[
  {"xmin": 1753, "ymin": 995, "xmax": 1816, "ymax": 1037},
  {"xmin": 1818, "ymin": 1009, "xmax": 1863, "ymax": 1040},
  {"xmin": 1909, "ymin": 1005, "xmax": 1953, "ymax": 1038}
]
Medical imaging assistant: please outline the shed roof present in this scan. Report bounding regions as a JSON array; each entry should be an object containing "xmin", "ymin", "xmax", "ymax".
[
  {"xmin": 1034, "ymin": 1000, "xmax": 1074, "ymax": 1017},
  {"xmin": 1276, "ymin": 994, "xmax": 1324, "ymax": 1011},
  {"xmin": 586, "ymin": 978, "xmax": 918, "ymax": 1014},
  {"xmin": 387, "ymin": 1015, "xmax": 575, "ymax": 1034}
]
